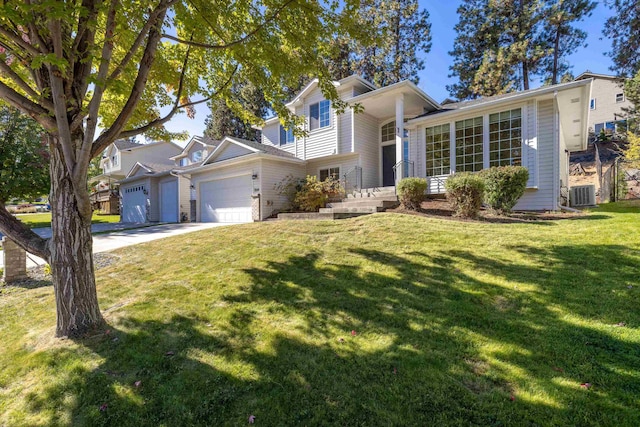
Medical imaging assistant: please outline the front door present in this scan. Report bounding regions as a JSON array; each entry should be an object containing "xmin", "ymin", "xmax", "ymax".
[{"xmin": 382, "ymin": 144, "xmax": 396, "ymax": 187}]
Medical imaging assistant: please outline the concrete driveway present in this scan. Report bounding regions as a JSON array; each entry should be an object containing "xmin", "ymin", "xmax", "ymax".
[{"xmin": 1, "ymin": 222, "xmax": 237, "ymax": 269}]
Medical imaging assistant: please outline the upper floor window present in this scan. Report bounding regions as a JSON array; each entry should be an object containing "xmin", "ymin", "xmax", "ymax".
[
  {"xmin": 179, "ymin": 158, "xmax": 189, "ymax": 167},
  {"xmin": 111, "ymin": 155, "xmax": 118, "ymax": 167},
  {"xmin": 192, "ymin": 150, "xmax": 203, "ymax": 162},
  {"xmin": 309, "ymin": 100, "xmax": 330, "ymax": 131},
  {"xmin": 489, "ymin": 108, "xmax": 522, "ymax": 167},
  {"xmin": 590, "ymin": 99, "xmax": 596, "ymax": 110},
  {"xmin": 279, "ymin": 125, "xmax": 295, "ymax": 145},
  {"xmin": 616, "ymin": 93, "xmax": 625, "ymax": 103},
  {"xmin": 455, "ymin": 117, "xmax": 483, "ymax": 172},
  {"xmin": 425, "ymin": 124, "xmax": 451, "ymax": 176}
]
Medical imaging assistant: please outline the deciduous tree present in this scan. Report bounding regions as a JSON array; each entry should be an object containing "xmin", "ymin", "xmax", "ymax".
[
  {"xmin": 0, "ymin": 105, "xmax": 49, "ymax": 203},
  {"xmin": 0, "ymin": 0, "xmax": 369, "ymax": 338}
]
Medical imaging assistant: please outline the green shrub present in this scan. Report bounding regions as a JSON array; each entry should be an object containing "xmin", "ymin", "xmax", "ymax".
[
  {"xmin": 445, "ymin": 173, "xmax": 485, "ymax": 218},
  {"xmin": 478, "ymin": 166, "xmax": 529, "ymax": 214},
  {"xmin": 294, "ymin": 176, "xmax": 344, "ymax": 212},
  {"xmin": 275, "ymin": 174, "xmax": 306, "ymax": 210},
  {"xmin": 397, "ymin": 178, "xmax": 427, "ymax": 210}
]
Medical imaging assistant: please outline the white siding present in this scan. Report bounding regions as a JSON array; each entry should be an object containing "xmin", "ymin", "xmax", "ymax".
[
  {"xmin": 304, "ymin": 87, "xmax": 337, "ymax": 159},
  {"xmin": 515, "ymin": 99, "xmax": 557, "ymax": 210},
  {"xmin": 215, "ymin": 143, "xmax": 253, "ymax": 162},
  {"xmin": 262, "ymin": 122, "xmax": 279, "ymax": 146},
  {"xmin": 306, "ymin": 154, "xmax": 359, "ymax": 184},
  {"xmin": 338, "ymin": 110, "xmax": 352, "ymax": 154},
  {"xmin": 259, "ymin": 160, "xmax": 306, "ymax": 219},
  {"xmin": 178, "ymin": 175, "xmax": 191, "ymax": 221},
  {"xmin": 296, "ymin": 105, "xmax": 305, "ymax": 159},
  {"xmin": 525, "ymin": 100, "xmax": 538, "ymax": 187},
  {"xmin": 353, "ymin": 112, "xmax": 380, "ymax": 188}
]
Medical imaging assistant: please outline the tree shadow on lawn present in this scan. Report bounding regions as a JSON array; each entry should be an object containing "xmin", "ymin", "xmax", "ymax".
[{"xmin": 24, "ymin": 245, "xmax": 639, "ymax": 426}]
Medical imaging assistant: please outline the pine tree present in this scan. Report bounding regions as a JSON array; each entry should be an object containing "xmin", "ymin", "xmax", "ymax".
[
  {"xmin": 354, "ymin": 0, "xmax": 431, "ymax": 86},
  {"xmin": 448, "ymin": 0, "xmax": 496, "ymax": 99},
  {"xmin": 540, "ymin": 0, "xmax": 596, "ymax": 85},
  {"xmin": 449, "ymin": 0, "xmax": 550, "ymax": 99},
  {"xmin": 603, "ymin": 0, "xmax": 640, "ymax": 76},
  {"xmin": 204, "ymin": 82, "xmax": 268, "ymax": 142}
]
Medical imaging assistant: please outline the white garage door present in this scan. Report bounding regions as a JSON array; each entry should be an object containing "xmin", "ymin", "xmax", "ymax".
[
  {"xmin": 122, "ymin": 185, "xmax": 147, "ymax": 223},
  {"xmin": 200, "ymin": 175, "xmax": 253, "ymax": 223},
  {"xmin": 160, "ymin": 180, "xmax": 178, "ymax": 223}
]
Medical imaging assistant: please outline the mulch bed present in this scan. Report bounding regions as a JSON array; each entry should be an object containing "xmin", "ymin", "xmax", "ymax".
[{"xmin": 388, "ymin": 199, "xmax": 583, "ymax": 223}]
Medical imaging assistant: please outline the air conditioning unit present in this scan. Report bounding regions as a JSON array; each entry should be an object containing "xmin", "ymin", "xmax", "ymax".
[{"xmin": 569, "ymin": 185, "xmax": 595, "ymax": 207}]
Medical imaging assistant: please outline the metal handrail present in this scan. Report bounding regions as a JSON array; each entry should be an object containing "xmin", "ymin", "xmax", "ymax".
[
  {"xmin": 392, "ymin": 160, "xmax": 414, "ymax": 181},
  {"xmin": 342, "ymin": 165, "xmax": 362, "ymax": 193}
]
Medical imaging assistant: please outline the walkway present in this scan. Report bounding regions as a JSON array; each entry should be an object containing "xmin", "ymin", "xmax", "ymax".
[{"xmin": 1, "ymin": 223, "xmax": 235, "ymax": 269}]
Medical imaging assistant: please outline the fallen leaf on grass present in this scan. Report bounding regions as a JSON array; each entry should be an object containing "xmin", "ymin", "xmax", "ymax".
[
  {"xmin": 509, "ymin": 395, "xmax": 516, "ymax": 401},
  {"xmin": 393, "ymin": 367, "xmax": 397, "ymax": 375},
  {"xmin": 351, "ymin": 330, "xmax": 357, "ymax": 336},
  {"xmin": 552, "ymin": 367, "xmax": 564, "ymax": 373},
  {"xmin": 614, "ymin": 322, "xmax": 626, "ymax": 327},
  {"xmin": 134, "ymin": 380, "xmax": 142, "ymax": 388},
  {"xmin": 338, "ymin": 337, "xmax": 345, "ymax": 343},
  {"xmin": 99, "ymin": 403, "xmax": 108, "ymax": 412},
  {"xmin": 580, "ymin": 383, "xmax": 592, "ymax": 389},
  {"xmin": 248, "ymin": 415, "xmax": 256, "ymax": 423},
  {"xmin": 165, "ymin": 351, "xmax": 175, "ymax": 356}
]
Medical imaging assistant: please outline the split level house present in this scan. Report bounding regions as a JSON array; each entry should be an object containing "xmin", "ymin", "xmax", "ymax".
[
  {"xmin": 118, "ymin": 75, "xmax": 593, "ymax": 224},
  {"xmin": 575, "ymin": 71, "xmax": 633, "ymax": 135}
]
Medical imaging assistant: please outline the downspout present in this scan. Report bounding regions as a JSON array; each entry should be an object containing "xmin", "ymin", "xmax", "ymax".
[{"xmin": 553, "ymin": 91, "xmax": 561, "ymax": 211}]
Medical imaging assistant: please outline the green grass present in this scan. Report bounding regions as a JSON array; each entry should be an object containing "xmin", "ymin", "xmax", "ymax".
[
  {"xmin": 1, "ymin": 203, "xmax": 639, "ymax": 426},
  {"xmin": 15, "ymin": 213, "xmax": 120, "ymax": 229}
]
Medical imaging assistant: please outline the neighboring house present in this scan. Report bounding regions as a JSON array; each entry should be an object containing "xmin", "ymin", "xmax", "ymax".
[
  {"xmin": 119, "ymin": 75, "xmax": 592, "ymax": 222},
  {"xmin": 575, "ymin": 71, "xmax": 633, "ymax": 134},
  {"xmin": 117, "ymin": 136, "xmax": 217, "ymax": 223}
]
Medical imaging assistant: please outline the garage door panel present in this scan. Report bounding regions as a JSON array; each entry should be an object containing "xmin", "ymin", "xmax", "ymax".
[
  {"xmin": 160, "ymin": 180, "xmax": 178, "ymax": 223},
  {"xmin": 200, "ymin": 175, "xmax": 252, "ymax": 223},
  {"xmin": 122, "ymin": 185, "xmax": 147, "ymax": 223}
]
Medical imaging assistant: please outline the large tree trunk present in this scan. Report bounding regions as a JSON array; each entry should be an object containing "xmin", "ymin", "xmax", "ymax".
[{"xmin": 49, "ymin": 136, "xmax": 104, "ymax": 338}]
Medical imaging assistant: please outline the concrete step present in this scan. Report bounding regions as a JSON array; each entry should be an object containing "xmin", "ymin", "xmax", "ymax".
[
  {"xmin": 277, "ymin": 212, "xmax": 335, "ymax": 220},
  {"xmin": 327, "ymin": 199, "xmax": 398, "ymax": 209},
  {"xmin": 319, "ymin": 206, "xmax": 383, "ymax": 214}
]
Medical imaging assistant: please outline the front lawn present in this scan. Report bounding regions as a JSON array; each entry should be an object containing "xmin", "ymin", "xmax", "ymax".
[
  {"xmin": 15, "ymin": 212, "xmax": 120, "ymax": 229},
  {"xmin": 1, "ymin": 203, "xmax": 638, "ymax": 425}
]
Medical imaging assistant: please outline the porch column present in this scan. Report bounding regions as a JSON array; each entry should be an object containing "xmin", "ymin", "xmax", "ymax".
[{"xmin": 395, "ymin": 94, "xmax": 404, "ymax": 184}]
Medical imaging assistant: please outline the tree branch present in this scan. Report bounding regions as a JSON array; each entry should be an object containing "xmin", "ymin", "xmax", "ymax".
[
  {"xmin": 0, "ymin": 81, "xmax": 56, "ymax": 130},
  {"xmin": 162, "ymin": 0, "xmax": 296, "ymax": 50},
  {"xmin": 117, "ymin": 56, "xmax": 239, "ymax": 140},
  {"xmin": 46, "ymin": 18, "xmax": 76, "ymax": 177},
  {"xmin": 76, "ymin": 0, "xmax": 119, "ymax": 167},
  {"xmin": 107, "ymin": 0, "xmax": 180, "ymax": 82},
  {"xmin": 0, "ymin": 61, "xmax": 54, "ymax": 111},
  {"xmin": 0, "ymin": 25, "xmax": 41, "ymax": 57},
  {"xmin": 0, "ymin": 202, "xmax": 50, "ymax": 261},
  {"xmin": 91, "ymin": 2, "xmax": 170, "ymax": 157}
]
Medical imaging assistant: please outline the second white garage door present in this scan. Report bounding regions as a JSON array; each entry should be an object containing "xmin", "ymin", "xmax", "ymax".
[
  {"xmin": 160, "ymin": 180, "xmax": 178, "ymax": 223},
  {"xmin": 200, "ymin": 175, "xmax": 253, "ymax": 223}
]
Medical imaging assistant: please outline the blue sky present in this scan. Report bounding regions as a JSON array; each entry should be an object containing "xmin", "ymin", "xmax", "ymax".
[{"xmin": 163, "ymin": 1, "xmax": 617, "ymax": 140}]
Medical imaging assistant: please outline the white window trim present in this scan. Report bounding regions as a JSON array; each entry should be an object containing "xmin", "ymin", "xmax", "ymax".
[
  {"xmin": 421, "ymin": 102, "xmax": 527, "ymax": 176},
  {"xmin": 615, "ymin": 93, "xmax": 625, "ymax": 103},
  {"xmin": 318, "ymin": 165, "xmax": 341, "ymax": 181},
  {"xmin": 308, "ymin": 99, "xmax": 332, "ymax": 133}
]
